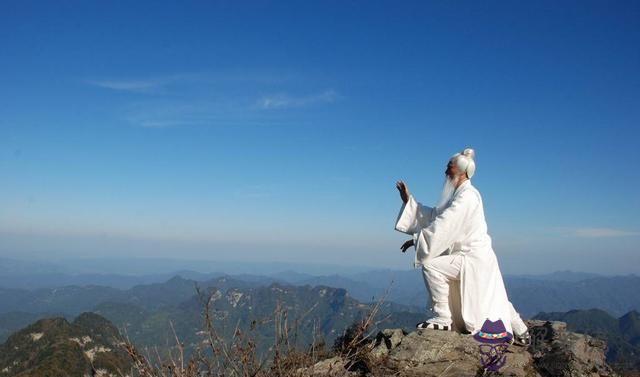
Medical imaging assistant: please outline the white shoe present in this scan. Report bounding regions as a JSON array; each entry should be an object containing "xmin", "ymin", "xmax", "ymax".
[{"xmin": 511, "ymin": 330, "xmax": 531, "ymax": 346}]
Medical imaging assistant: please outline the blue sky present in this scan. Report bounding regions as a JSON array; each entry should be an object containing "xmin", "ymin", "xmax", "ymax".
[{"xmin": 1, "ymin": 1, "xmax": 639, "ymax": 274}]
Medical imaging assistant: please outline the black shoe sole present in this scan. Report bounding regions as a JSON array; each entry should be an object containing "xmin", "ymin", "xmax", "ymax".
[{"xmin": 416, "ymin": 322, "xmax": 451, "ymax": 331}]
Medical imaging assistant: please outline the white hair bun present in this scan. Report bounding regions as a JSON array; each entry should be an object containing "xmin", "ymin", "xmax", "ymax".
[{"xmin": 462, "ymin": 148, "xmax": 475, "ymax": 160}]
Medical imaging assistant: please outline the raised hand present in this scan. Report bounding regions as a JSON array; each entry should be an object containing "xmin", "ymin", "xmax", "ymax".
[{"xmin": 396, "ymin": 180, "xmax": 410, "ymax": 204}]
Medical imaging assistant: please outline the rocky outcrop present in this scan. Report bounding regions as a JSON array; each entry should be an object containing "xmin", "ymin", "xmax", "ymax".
[
  {"xmin": 303, "ymin": 320, "xmax": 619, "ymax": 377},
  {"xmin": 0, "ymin": 312, "xmax": 131, "ymax": 377},
  {"xmin": 526, "ymin": 320, "xmax": 615, "ymax": 377}
]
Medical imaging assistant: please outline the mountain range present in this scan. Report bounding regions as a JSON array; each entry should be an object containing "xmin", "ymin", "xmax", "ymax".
[
  {"xmin": 1, "ymin": 263, "xmax": 639, "ymax": 374},
  {"xmin": 0, "ymin": 274, "xmax": 425, "ymax": 356},
  {"xmin": 1, "ymin": 258, "xmax": 639, "ymax": 369},
  {"xmin": 2, "ymin": 262, "xmax": 639, "ymax": 317}
]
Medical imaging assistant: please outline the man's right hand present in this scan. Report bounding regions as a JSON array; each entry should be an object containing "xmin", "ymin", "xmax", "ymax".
[{"xmin": 396, "ymin": 180, "xmax": 410, "ymax": 204}]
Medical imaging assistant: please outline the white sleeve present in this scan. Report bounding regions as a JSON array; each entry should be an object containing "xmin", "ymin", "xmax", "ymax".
[
  {"xmin": 394, "ymin": 195, "xmax": 435, "ymax": 235},
  {"xmin": 417, "ymin": 190, "xmax": 477, "ymax": 260}
]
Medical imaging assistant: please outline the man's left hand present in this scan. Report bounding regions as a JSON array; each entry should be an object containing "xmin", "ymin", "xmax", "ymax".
[{"xmin": 400, "ymin": 239, "xmax": 414, "ymax": 253}]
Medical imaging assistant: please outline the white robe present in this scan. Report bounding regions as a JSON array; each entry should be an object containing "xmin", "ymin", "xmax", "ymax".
[{"xmin": 395, "ymin": 180, "xmax": 515, "ymax": 335}]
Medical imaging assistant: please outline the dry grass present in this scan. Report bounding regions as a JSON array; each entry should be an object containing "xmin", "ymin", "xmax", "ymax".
[{"xmin": 120, "ymin": 283, "xmax": 393, "ymax": 377}]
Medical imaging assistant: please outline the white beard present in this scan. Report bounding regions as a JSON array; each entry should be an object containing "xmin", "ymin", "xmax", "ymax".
[{"xmin": 435, "ymin": 176, "xmax": 456, "ymax": 211}]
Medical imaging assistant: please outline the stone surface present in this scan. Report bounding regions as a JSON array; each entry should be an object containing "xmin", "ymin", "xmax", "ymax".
[
  {"xmin": 299, "ymin": 356, "xmax": 358, "ymax": 377},
  {"xmin": 527, "ymin": 320, "xmax": 617, "ymax": 377},
  {"xmin": 301, "ymin": 320, "xmax": 620, "ymax": 377}
]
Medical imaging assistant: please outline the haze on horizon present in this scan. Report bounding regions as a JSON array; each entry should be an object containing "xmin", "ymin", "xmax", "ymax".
[{"xmin": 1, "ymin": 1, "xmax": 639, "ymax": 275}]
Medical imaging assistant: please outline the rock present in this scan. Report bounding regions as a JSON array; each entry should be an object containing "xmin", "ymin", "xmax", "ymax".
[
  {"xmin": 526, "ymin": 320, "xmax": 617, "ymax": 377},
  {"xmin": 303, "ymin": 320, "xmax": 620, "ymax": 376},
  {"xmin": 371, "ymin": 327, "xmax": 535, "ymax": 376},
  {"xmin": 299, "ymin": 356, "xmax": 358, "ymax": 377},
  {"xmin": 370, "ymin": 328, "xmax": 407, "ymax": 358}
]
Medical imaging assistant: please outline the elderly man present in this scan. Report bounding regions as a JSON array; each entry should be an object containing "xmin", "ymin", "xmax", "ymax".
[{"xmin": 395, "ymin": 148, "xmax": 530, "ymax": 345}]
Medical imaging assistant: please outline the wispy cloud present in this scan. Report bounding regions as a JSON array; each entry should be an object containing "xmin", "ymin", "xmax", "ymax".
[
  {"xmin": 87, "ymin": 79, "xmax": 165, "ymax": 92},
  {"xmin": 561, "ymin": 227, "xmax": 640, "ymax": 238},
  {"xmin": 86, "ymin": 73, "xmax": 340, "ymax": 127},
  {"xmin": 85, "ymin": 74, "xmax": 196, "ymax": 93},
  {"xmin": 256, "ymin": 90, "xmax": 339, "ymax": 110},
  {"xmin": 86, "ymin": 72, "xmax": 296, "ymax": 94},
  {"xmin": 122, "ymin": 100, "xmax": 301, "ymax": 128}
]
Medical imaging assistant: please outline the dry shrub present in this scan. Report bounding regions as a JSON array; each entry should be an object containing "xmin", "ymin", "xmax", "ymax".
[
  {"xmin": 332, "ymin": 286, "xmax": 392, "ymax": 376},
  {"xmin": 121, "ymin": 283, "xmax": 392, "ymax": 377}
]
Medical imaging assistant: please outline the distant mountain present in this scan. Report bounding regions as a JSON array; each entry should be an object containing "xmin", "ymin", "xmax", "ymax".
[
  {"xmin": 2, "ymin": 270, "xmax": 639, "ymax": 325},
  {"xmin": 0, "ymin": 311, "xmax": 68, "ymax": 343},
  {"xmin": 297, "ymin": 274, "xmax": 387, "ymax": 303},
  {"xmin": 0, "ymin": 285, "xmax": 124, "ymax": 315},
  {"xmin": 507, "ymin": 275, "xmax": 640, "ymax": 317},
  {"xmin": 0, "ymin": 257, "xmax": 372, "ymax": 278},
  {"xmin": 620, "ymin": 310, "xmax": 640, "ymax": 347},
  {"xmin": 2, "ymin": 269, "xmax": 639, "ymax": 373},
  {"xmin": 346, "ymin": 269, "xmax": 430, "ymax": 308},
  {"xmin": 504, "ymin": 270, "xmax": 602, "ymax": 282},
  {"xmin": 268, "ymin": 270, "xmax": 316, "ymax": 284},
  {"xmin": 273, "ymin": 269, "xmax": 427, "ymax": 312},
  {"xmin": 277, "ymin": 269, "xmax": 640, "ymax": 318},
  {"xmin": 93, "ymin": 282, "xmax": 425, "ymax": 357},
  {"xmin": 533, "ymin": 308, "xmax": 640, "ymax": 372},
  {"xmin": 0, "ymin": 274, "xmax": 272, "ymax": 316},
  {"xmin": 0, "ymin": 255, "xmax": 225, "ymax": 290},
  {"xmin": 0, "ymin": 274, "xmax": 425, "ymax": 356},
  {"xmin": 0, "ymin": 312, "xmax": 131, "ymax": 377},
  {"xmin": 340, "ymin": 269, "xmax": 640, "ymax": 318},
  {"xmin": 0, "ymin": 258, "xmax": 68, "ymax": 276},
  {"xmin": 0, "ymin": 275, "xmax": 285, "ymax": 341}
]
